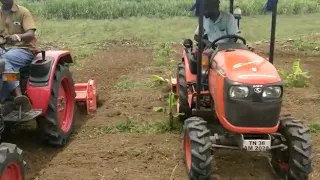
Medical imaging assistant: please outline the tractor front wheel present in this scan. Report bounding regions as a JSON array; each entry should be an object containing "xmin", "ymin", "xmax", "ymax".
[
  {"xmin": 0, "ymin": 143, "xmax": 25, "ymax": 180},
  {"xmin": 37, "ymin": 62, "xmax": 76, "ymax": 147},
  {"xmin": 183, "ymin": 116, "xmax": 212, "ymax": 180},
  {"xmin": 271, "ymin": 118, "xmax": 312, "ymax": 180},
  {"xmin": 177, "ymin": 62, "xmax": 191, "ymax": 121}
]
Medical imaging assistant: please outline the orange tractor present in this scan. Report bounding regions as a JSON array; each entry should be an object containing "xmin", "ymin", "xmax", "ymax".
[
  {"xmin": 0, "ymin": 36, "xmax": 97, "ymax": 179},
  {"xmin": 171, "ymin": 0, "xmax": 312, "ymax": 179}
]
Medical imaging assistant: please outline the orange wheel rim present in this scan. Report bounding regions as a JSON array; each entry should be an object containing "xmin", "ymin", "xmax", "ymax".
[{"xmin": 184, "ymin": 131, "xmax": 192, "ymax": 171}]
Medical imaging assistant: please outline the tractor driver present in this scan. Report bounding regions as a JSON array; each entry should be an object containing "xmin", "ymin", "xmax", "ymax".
[
  {"xmin": 194, "ymin": 0, "xmax": 239, "ymax": 47},
  {"xmin": 0, "ymin": 0, "xmax": 36, "ymax": 112}
]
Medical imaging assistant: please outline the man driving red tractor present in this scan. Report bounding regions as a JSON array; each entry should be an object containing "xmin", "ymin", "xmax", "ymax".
[{"xmin": 0, "ymin": 0, "xmax": 36, "ymax": 112}]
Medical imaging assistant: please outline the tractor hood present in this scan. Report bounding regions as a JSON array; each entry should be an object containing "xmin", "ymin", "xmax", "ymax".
[{"xmin": 214, "ymin": 49, "xmax": 281, "ymax": 84}]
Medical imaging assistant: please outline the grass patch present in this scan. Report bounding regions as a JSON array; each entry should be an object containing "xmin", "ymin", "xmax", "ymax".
[
  {"xmin": 20, "ymin": 0, "xmax": 320, "ymax": 19},
  {"xmin": 288, "ymin": 33, "xmax": 320, "ymax": 56},
  {"xmin": 114, "ymin": 76, "xmax": 150, "ymax": 89},
  {"xmin": 308, "ymin": 121, "xmax": 320, "ymax": 133},
  {"xmin": 102, "ymin": 119, "xmax": 183, "ymax": 134}
]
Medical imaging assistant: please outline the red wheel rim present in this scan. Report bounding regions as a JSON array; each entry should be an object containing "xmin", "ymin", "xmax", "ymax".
[
  {"xmin": 184, "ymin": 131, "xmax": 192, "ymax": 171},
  {"xmin": 57, "ymin": 77, "xmax": 74, "ymax": 133},
  {"xmin": 1, "ymin": 163, "xmax": 22, "ymax": 180}
]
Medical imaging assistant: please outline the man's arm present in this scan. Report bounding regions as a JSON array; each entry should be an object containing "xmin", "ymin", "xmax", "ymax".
[
  {"xmin": 226, "ymin": 15, "xmax": 239, "ymax": 43},
  {"xmin": 19, "ymin": 10, "xmax": 37, "ymax": 43},
  {"xmin": 226, "ymin": 15, "xmax": 239, "ymax": 35},
  {"xmin": 194, "ymin": 25, "xmax": 211, "ymax": 47},
  {"xmin": 7, "ymin": 9, "xmax": 36, "ymax": 44}
]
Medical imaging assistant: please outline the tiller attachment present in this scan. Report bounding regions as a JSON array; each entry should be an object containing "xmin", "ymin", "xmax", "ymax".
[{"xmin": 75, "ymin": 79, "xmax": 97, "ymax": 114}]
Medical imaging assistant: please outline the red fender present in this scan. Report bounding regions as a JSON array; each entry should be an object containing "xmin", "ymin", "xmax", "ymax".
[{"xmin": 26, "ymin": 50, "xmax": 73, "ymax": 115}]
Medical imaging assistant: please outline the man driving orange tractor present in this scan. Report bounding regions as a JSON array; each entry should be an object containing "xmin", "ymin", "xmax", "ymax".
[
  {"xmin": 193, "ymin": 0, "xmax": 254, "ymax": 51},
  {"xmin": 0, "ymin": 0, "xmax": 36, "ymax": 112},
  {"xmin": 194, "ymin": 0, "xmax": 239, "ymax": 47}
]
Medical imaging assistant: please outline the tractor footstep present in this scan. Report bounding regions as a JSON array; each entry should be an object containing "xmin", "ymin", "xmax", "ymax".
[{"xmin": 3, "ymin": 109, "xmax": 42, "ymax": 122}]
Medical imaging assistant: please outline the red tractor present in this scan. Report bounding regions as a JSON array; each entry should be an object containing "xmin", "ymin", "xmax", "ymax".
[
  {"xmin": 171, "ymin": 0, "xmax": 312, "ymax": 179},
  {"xmin": 0, "ymin": 36, "xmax": 97, "ymax": 179}
]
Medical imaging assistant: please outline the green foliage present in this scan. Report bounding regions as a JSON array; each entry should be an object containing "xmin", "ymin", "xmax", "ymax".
[
  {"xmin": 152, "ymin": 75, "xmax": 184, "ymax": 129},
  {"xmin": 278, "ymin": 59, "xmax": 311, "ymax": 88},
  {"xmin": 151, "ymin": 75, "xmax": 169, "ymax": 86},
  {"xmin": 308, "ymin": 122, "xmax": 320, "ymax": 133},
  {"xmin": 153, "ymin": 43, "xmax": 174, "ymax": 67},
  {"xmin": 153, "ymin": 91, "xmax": 184, "ymax": 116},
  {"xmin": 102, "ymin": 119, "xmax": 182, "ymax": 133},
  {"xmin": 19, "ymin": 0, "xmax": 320, "ymax": 19}
]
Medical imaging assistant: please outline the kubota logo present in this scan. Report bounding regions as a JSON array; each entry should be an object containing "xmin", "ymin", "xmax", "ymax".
[
  {"xmin": 254, "ymin": 88, "xmax": 262, "ymax": 93},
  {"xmin": 233, "ymin": 59, "xmax": 263, "ymax": 69}
]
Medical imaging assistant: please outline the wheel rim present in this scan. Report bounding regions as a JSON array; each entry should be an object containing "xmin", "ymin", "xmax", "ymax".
[
  {"xmin": 57, "ymin": 77, "xmax": 74, "ymax": 133},
  {"xmin": 184, "ymin": 131, "xmax": 192, "ymax": 171},
  {"xmin": 1, "ymin": 163, "xmax": 22, "ymax": 180}
]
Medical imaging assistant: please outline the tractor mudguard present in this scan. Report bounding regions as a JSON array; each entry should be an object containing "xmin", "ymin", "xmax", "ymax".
[{"xmin": 26, "ymin": 50, "xmax": 74, "ymax": 115}]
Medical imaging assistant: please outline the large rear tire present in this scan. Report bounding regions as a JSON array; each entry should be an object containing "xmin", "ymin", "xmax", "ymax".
[
  {"xmin": 183, "ymin": 117, "xmax": 212, "ymax": 180},
  {"xmin": 0, "ymin": 143, "xmax": 25, "ymax": 180},
  {"xmin": 271, "ymin": 118, "xmax": 312, "ymax": 180},
  {"xmin": 177, "ymin": 62, "xmax": 191, "ymax": 121},
  {"xmin": 37, "ymin": 62, "xmax": 76, "ymax": 147}
]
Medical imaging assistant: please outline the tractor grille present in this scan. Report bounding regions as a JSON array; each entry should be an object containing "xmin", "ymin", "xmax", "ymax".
[{"xmin": 224, "ymin": 100, "xmax": 281, "ymax": 127}]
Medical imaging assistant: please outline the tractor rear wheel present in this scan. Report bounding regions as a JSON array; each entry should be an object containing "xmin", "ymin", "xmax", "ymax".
[
  {"xmin": 270, "ymin": 118, "xmax": 312, "ymax": 180},
  {"xmin": 183, "ymin": 116, "xmax": 212, "ymax": 180},
  {"xmin": 177, "ymin": 62, "xmax": 191, "ymax": 121},
  {"xmin": 37, "ymin": 62, "xmax": 76, "ymax": 147},
  {"xmin": 0, "ymin": 143, "xmax": 25, "ymax": 180}
]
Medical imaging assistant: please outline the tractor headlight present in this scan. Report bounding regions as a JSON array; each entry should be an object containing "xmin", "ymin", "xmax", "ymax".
[
  {"xmin": 229, "ymin": 86, "xmax": 249, "ymax": 98},
  {"xmin": 262, "ymin": 86, "xmax": 282, "ymax": 98}
]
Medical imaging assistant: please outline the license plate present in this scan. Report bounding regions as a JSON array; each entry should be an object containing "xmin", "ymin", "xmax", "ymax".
[{"xmin": 242, "ymin": 139, "xmax": 271, "ymax": 151}]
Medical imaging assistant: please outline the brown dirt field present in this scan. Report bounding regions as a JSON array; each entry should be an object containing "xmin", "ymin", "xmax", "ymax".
[{"xmin": 3, "ymin": 41, "xmax": 320, "ymax": 180}]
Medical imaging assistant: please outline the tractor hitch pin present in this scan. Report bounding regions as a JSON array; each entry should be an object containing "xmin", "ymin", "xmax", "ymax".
[
  {"xmin": 270, "ymin": 144, "xmax": 288, "ymax": 151},
  {"xmin": 212, "ymin": 144, "xmax": 241, "ymax": 150}
]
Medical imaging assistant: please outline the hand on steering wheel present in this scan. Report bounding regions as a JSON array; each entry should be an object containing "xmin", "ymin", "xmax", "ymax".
[{"xmin": 210, "ymin": 34, "xmax": 247, "ymax": 48}]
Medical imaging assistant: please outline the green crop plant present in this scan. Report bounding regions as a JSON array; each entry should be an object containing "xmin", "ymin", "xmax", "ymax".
[{"xmin": 278, "ymin": 59, "xmax": 312, "ymax": 88}]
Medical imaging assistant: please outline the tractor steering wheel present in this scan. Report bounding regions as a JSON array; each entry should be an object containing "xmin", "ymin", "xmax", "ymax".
[{"xmin": 211, "ymin": 34, "xmax": 247, "ymax": 47}]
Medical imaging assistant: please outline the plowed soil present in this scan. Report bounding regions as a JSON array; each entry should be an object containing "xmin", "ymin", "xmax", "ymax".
[{"xmin": 4, "ymin": 41, "xmax": 320, "ymax": 180}]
